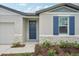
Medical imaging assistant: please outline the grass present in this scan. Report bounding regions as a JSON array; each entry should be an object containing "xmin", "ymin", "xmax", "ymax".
[
  {"xmin": 64, "ymin": 52, "xmax": 79, "ymax": 56},
  {"xmin": 1, "ymin": 53, "xmax": 33, "ymax": 56}
]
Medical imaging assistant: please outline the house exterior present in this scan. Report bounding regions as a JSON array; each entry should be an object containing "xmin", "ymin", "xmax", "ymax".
[{"xmin": 0, "ymin": 3, "xmax": 79, "ymax": 44}]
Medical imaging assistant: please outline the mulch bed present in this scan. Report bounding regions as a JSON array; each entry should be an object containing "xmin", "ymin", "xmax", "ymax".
[
  {"xmin": 34, "ymin": 44, "xmax": 79, "ymax": 56},
  {"xmin": 1, "ymin": 44, "xmax": 79, "ymax": 56},
  {"xmin": 34, "ymin": 44, "xmax": 59, "ymax": 56},
  {"xmin": 61, "ymin": 47, "xmax": 79, "ymax": 54}
]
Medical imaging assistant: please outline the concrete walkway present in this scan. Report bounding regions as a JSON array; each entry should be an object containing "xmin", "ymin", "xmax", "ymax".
[{"xmin": 0, "ymin": 42, "xmax": 37, "ymax": 55}]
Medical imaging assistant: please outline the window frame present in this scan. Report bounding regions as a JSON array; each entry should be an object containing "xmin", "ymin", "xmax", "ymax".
[{"xmin": 58, "ymin": 16, "xmax": 69, "ymax": 35}]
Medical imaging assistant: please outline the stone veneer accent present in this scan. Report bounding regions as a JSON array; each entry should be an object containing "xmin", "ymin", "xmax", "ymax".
[{"xmin": 39, "ymin": 36, "xmax": 79, "ymax": 44}]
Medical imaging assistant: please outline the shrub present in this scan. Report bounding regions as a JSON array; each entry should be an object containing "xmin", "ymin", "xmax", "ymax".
[
  {"xmin": 74, "ymin": 44, "xmax": 79, "ymax": 48},
  {"xmin": 11, "ymin": 42, "xmax": 25, "ymax": 48},
  {"xmin": 59, "ymin": 40, "xmax": 73, "ymax": 48},
  {"xmin": 42, "ymin": 40, "xmax": 51, "ymax": 48},
  {"xmin": 59, "ymin": 40, "xmax": 67, "ymax": 48},
  {"xmin": 73, "ymin": 41, "xmax": 79, "ymax": 48},
  {"xmin": 48, "ymin": 49, "xmax": 57, "ymax": 56},
  {"xmin": 59, "ymin": 40, "xmax": 79, "ymax": 48}
]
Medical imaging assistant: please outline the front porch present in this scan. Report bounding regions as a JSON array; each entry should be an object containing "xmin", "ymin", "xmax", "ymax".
[{"xmin": 23, "ymin": 16, "xmax": 39, "ymax": 43}]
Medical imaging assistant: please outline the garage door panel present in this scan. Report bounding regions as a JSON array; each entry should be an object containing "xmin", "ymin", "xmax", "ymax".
[{"xmin": 0, "ymin": 22, "xmax": 15, "ymax": 44}]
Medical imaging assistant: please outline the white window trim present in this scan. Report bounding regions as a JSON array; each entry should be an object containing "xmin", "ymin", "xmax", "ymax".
[{"xmin": 58, "ymin": 16, "xmax": 69, "ymax": 36}]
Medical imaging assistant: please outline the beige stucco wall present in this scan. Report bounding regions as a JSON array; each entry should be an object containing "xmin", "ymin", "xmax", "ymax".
[
  {"xmin": 0, "ymin": 16, "xmax": 24, "ymax": 43},
  {"xmin": 0, "ymin": 7, "xmax": 24, "ymax": 44},
  {"xmin": 39, "ymin": 12, "xmax": 79, "ymax": 43},
  {"xmin": 39, "ymin": 14, "xmax": 53, "ymax": 35}
]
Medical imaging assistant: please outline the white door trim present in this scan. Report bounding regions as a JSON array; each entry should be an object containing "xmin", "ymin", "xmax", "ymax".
[{"xmin": 27, "ymin": 19, "xmax": 39, "ymax": 42}]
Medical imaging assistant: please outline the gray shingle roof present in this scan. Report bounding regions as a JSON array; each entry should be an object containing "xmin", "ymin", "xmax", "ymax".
[
  {"xmin": 0, "ymin": 5, "xmax": 36, "ymax": 16},
  {"xmin": 36, "ymin": 3, "xmax": 79, "ymax": 14},
  {"xmin": 0, "ymin": 3, "xmax": 79, "ymax": 16}
]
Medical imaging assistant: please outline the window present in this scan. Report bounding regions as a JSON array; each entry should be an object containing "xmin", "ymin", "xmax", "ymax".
[
  {"xmin": 53, "ymin": 16, "xmax": 75, "ymax": 35},
  {"xmin": 59, "ymin": 16, "xmax": 68, "ymax": 34}
]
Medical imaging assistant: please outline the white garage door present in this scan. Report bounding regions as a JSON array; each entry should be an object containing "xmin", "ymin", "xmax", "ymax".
[{"xmin": 0, "ymin": 22, "xmax": 15, "ymax": 44}]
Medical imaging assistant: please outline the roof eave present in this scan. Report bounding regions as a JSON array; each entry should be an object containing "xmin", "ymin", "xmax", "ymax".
[
  {"xmin": 0, "ymin": 5, "xmax": 38, "ymax": 16},
  {"xmin": 36, "ymin": 3, "xmax": 79, "ymax": 14}
]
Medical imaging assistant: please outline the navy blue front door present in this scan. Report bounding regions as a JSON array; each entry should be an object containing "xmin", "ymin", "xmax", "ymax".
[{"xmin": 29, "ymin": 21, "xmax": 36, "ymax": 39}]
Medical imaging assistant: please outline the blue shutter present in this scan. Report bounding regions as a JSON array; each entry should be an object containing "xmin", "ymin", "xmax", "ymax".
[
  {"xmin": 53, "ymin": 16, "xmax": 59, "ymax": 35},
  {"xmin": 69, "ymin": 16, "xmax": 75, "ymax": 35}
]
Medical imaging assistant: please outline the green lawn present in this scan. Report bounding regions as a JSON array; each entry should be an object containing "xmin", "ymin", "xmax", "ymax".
[{"xmin": 1, "ymin": 53, "xmax": 33, "ymax": 56}]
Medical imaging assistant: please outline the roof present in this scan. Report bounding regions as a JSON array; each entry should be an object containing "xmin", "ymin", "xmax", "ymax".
[
  {"xmin": 0, "ymin": 3, "xmax": 79, "ymax": 16},
  {"xmin": 36, "ymin": 3, "xmax": 79, "ymax": 14},
  {"xmin": 0, "ymin": 5, "xmax": 36, "ymax": 16}
]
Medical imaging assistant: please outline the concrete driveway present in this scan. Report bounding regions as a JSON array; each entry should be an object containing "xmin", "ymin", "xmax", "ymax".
[
  {"xmin": 0, "ymin": 42, "xmax": 36, "ymax": 55},
  {"xmin": 0, "ymin": 45, "xmax": 11, "ymax": 55}
]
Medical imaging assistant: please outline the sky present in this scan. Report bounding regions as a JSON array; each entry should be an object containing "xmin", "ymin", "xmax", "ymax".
[{"xmin": 0, "ymin": 3, "xmax": 56, "ymax": 13}]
